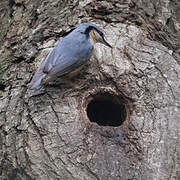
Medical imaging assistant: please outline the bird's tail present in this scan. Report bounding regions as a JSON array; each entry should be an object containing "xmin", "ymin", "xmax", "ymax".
[{"xmin": 27, "ymin": 70, "xmax": 47, "ymax": 97}]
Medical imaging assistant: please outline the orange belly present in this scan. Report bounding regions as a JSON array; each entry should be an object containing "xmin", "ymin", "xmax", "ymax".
[{"xmin": 67, "ymin": 65, "xmax": 85, "ymax": 79}]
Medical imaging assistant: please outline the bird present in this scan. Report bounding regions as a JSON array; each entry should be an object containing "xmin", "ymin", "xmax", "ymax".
[{"xmin": 28, "ymin": 22, "xmax": 112, "ymax": 96}]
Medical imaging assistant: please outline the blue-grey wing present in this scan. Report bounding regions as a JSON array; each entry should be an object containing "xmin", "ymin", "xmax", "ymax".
[
  {"xmin": 42, "ymin": 36, "xmax": 93, "ymax": 83},
  {"xmin": 45, "ymin": 54, "xmax": 86, "ymax": 78}
]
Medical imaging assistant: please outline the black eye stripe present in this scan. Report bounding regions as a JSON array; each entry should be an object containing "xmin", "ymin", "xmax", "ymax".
[
  {"xmin": 85, "ymin": 25, "xmax": 104, "ymax": 38},
  {"xmin": 99, "ymin": 31, "xmax": 103, "ymax": 36}
]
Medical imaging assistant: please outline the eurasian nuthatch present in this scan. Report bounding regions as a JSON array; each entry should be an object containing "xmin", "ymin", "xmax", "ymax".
[{"xmin": 28, "ymin": 22, "xmax": 112, "ymax": 96}]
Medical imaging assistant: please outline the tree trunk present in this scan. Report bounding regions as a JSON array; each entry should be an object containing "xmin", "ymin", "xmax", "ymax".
[{"xmin": 0, "ymin": 0, "xmax": 179, "ymax": 179}]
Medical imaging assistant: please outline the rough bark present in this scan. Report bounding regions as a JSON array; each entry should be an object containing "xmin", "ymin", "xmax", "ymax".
[{"xmin": 0, "ymin": 0, "xmax": 179, "ymax": 180}]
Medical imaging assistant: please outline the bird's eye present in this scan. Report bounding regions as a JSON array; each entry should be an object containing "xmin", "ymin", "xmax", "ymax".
[{"xmin": 100, "ymin": 32, "xmax": 104, "ymax": 37}]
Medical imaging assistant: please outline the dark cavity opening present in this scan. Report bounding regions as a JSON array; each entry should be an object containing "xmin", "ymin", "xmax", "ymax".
[{"xmin": 86, "ymin": 93, "xmax": 127, "ymax": 127}]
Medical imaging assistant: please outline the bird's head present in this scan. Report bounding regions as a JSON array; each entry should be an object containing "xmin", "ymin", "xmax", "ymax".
[
  {"xmin": 78, "ymin": 23, "xmax": 112, "ymax": 48},
  {"xmin": 89, "ymin": 29, "xmax": 112, "ymax": 48}
]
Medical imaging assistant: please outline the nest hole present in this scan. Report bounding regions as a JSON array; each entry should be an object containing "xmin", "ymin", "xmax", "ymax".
[{"xmin": 86, "ymin": 92, "xmax": 127, "ymax": 127}]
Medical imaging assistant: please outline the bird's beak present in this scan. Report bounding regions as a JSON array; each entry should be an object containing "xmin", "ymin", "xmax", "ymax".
[{"xmin": 102, "ymin": 36, "xmax": 112, "ymax": 48}]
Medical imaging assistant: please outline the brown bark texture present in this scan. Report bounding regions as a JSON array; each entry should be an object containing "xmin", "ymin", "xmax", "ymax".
[{"xmin": 0, "ymin": 0, "xmax": 180, "ymax": 180}]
